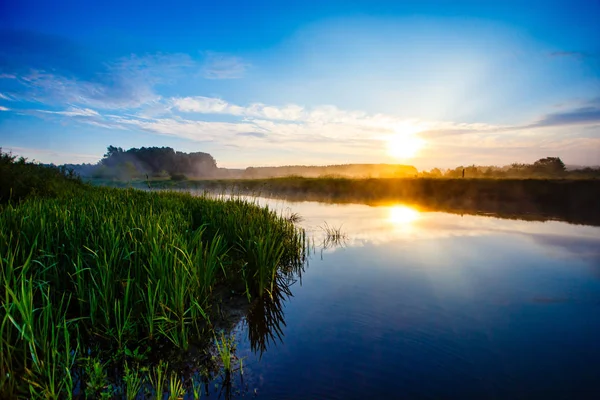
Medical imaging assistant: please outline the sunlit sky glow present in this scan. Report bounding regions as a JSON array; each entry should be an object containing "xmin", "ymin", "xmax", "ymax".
[{"xmin": 1, "ymin": 0, "xmax": 599, "ymax": 168}]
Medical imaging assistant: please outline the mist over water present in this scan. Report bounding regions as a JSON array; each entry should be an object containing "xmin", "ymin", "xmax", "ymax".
[{"xmin": 198, "ymin": 197, "xmax": 600, "ymax": 399}]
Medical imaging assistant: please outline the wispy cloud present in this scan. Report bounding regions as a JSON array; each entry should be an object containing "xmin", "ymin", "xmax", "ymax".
[
  {"xmin": 200, "ymin": 52, "xmax": 250, "ymax": 79},
  {"xmin": 37, "ymin": 107, "xmax": 100, "ymax": 117},
  {"xmin": 419, "ymin": 98, "xmax": 600, "ymax": 139},
  {"xmin": 2, "ymin": 47, "xmax": 196, "ymax": 109},
  {"xmin": 530, "ymin": 107, "xmax": 600, "ymax": 128},
  {"xmin": 9, "ymin": 69, "xmax": 157, "ymax": 110},
  {"xmin": 0, "ymin": 106, "xmax": 9, "ymax": 111},
  {"xmin": 107, "ymin": 115, "xmax": 262, "ymax": 141},
  {"xmin": 237, "ymin": 131, "xmax": 268, "ymax": 138},
  {"xmin": 3, "ymin": 52, "xmax": 249, "ymax": 109},
  {"xmin": 528, "ymin": 98, "xmax": 600, "ymax": 128},
  {"xmin": 9, "ymin": 53, "xmax": 194, "ymax": 109}
]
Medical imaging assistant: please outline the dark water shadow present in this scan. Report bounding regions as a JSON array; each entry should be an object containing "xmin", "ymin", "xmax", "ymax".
[{"xmin": 245, "ymin": 262, "xmax": 305, "ymax": 358}]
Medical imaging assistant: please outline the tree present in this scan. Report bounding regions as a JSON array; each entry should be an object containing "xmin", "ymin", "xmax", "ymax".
[
  {"xmin": 98, "ymin": 145, "xmax": 218, "ymax": 179},
  {"xmin": 429, "ymin": 168, "xmax": 442, "ymax": 177},
  {"xmin": 103, "ymin": 145, "xmax": 123, "ymax": 158},
  {"xmin": 533, "ymin": 157, "xmax": 566, "ymax": 176}
]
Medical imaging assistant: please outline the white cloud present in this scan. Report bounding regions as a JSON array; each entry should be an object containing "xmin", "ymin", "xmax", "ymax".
[
  {"xmin": 169, "ymin": 96, "xmax": 503, "ymax": 142},
  {"xmin": 201, "ymin": 52, "xmax": 250, "ymax": 79},
  {"xmin": 0, "ymin": 106, "xmax": 9, "ymax": 111},
  {"xmin": 172, "ymin": 96, "xmax": 245, "ymax": 115},
  {"xmin": 109, "ymin": 115, "xmax": 263, "ymax": 141}
]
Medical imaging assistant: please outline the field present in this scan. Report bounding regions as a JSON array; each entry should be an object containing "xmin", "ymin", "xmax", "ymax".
[{"xmin": 0, "ymin": 182, "xmax": 306, "ymax": 398}]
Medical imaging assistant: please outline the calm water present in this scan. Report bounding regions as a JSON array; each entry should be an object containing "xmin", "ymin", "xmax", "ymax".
[{"xmin": 208, "ymin": 198, "xmax": 600, "ymax": 399}]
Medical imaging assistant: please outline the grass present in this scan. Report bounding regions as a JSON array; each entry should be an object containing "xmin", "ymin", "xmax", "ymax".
[
  {"xmin": 214, "ymin": 331, "xmax": 235, "ymax": 376},
  {"xmin": 0, "ymin": 180, "xmax": 306, "ymax": 398},
  {"xmin": 319, "ymin": 222, "xmax": 348, "ymax": 249}
]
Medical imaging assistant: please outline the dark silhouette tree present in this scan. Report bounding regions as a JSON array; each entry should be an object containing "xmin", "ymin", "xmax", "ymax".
[
  {"xmin": 99, "ymin": 146, "xmax": 218, "ymax": 178},
  {"xmin": 533, "ymin": 157, "xmax": 566, "ymax": 176}
]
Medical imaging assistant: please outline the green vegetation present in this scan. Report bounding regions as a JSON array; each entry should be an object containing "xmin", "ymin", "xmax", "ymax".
[
  {"xmin": 214, "ymin": 331, "xmax": 235, "ymax": 376},
  {"xmin": 0, "ymin": 152, "xmax": 306, "ymax": 398},
  {"xmin": 0, "ymin": 148, "xmax": 82, "ymax": 203}
]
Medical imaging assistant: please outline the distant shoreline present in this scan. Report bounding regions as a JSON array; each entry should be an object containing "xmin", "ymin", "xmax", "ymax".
[{"xmin": 93, "ymin": 177, "xmax": 600, "ymax": 227}]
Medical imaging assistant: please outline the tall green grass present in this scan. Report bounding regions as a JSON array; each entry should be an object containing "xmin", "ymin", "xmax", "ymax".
[{"xmin": 0, "ymin": 185, "xmax": 306, "ymax": 398}]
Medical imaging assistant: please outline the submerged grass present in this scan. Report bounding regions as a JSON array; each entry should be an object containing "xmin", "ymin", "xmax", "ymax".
[
  {"xmin": 0, "ymin": 185, "xmax": 306, "ymax": 398},
  {"xmin": 214, "ymin": 331, "xmax": 235, "ymax": 375},
  {"xmin": 319, "ymin": 222, "xmax": 348, "ymax": 250}
]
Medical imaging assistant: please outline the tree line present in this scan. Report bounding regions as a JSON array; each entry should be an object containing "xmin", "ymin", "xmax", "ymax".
[
  {"xmin": 421, "ymin": 157, "xmax": 600, "ymax": 179},
  {"xmin": 62, "ymin": 149, "xmax": 599, "ymax": 180}
]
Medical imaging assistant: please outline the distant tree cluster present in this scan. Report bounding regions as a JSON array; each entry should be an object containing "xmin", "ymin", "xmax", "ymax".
[
  {"xmin": 421, "ymin": 157, "xmax": 599, "ymax": 179},
  {"xmin": 72, "ymin": 146, "xmax": 218, "ymax": 180}
]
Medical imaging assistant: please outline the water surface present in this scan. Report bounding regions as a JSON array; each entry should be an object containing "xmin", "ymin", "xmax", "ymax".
[{"xmin": 207, "ymin": 198, "xmax": 600, "ymax": 399}]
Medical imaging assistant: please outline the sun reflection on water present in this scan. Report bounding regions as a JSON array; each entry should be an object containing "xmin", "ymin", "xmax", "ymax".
[{"xmin": 388, "ymin": 205, "xmax": 420, "ymax": 226}]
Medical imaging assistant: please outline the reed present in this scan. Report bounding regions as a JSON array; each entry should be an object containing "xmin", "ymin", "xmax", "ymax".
[
  {"xmin": 320, "ymin": 222, "xmax": 348, "ymax": 249},
  {"xmin": 214, "ymin": 331, "xmax": 235, "ymax": 375},
  {"xmin": 167, "ymin": 372, "xmax": 186, "ymax": 400},
  {"xmin": 0, "ymin": 184, "xmax": 306, "ymax": 397},
  {"xmin": 123, "ymin": 361, "xmax": 144, "ymax": 400},
  {"xmin": 149, "ymin": 360, "xmax": 168, "ymax": 399}
]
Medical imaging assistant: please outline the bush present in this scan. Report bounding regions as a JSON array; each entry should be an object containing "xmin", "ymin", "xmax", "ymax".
[{"xmin": 0, "ymin": 149, "xmax": 82, "ymax": 203}]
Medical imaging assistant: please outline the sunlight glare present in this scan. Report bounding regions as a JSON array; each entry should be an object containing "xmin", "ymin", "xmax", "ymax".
[
  {"xmin": 387, "ymin": 124, "xmax": 425, "ymax": 160},
  {"xmin": 387, "ymin": 134, "xmax": 425, "ymax": 160},
  {"xmin": 388, "ymin": 205, "xmax": 420, "ymax": 225}
]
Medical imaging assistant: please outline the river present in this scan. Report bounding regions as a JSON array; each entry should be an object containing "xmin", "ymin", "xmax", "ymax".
[{"xmin": 201, "ymin": 197, "xmax": 600, "ymax": 399}]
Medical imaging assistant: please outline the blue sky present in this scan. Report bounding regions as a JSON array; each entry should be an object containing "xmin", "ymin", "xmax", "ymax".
[{"xmin": 1, "ymin": 0, "xmax": 599, "ymax": 168}]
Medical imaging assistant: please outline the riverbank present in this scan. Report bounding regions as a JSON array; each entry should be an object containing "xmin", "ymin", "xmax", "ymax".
[
  {"xmin": 0, "ymin": 185, "xmax": 306, "ymax": 398},
  {"xmin": 116, "ymin": 177, "xmax": 600, "ymax": 226}
]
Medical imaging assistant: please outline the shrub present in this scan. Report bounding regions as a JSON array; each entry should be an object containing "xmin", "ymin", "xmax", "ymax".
[{"xmin": 0, "ymin": 148, "xmax": 82, "ymax": 204}]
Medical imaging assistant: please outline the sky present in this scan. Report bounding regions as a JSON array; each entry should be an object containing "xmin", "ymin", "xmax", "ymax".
[{"xmin": 0, "ymin": 0, "xmax": 599, "ymax": 169}]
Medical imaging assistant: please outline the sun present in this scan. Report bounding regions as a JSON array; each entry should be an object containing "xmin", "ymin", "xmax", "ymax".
[{"xmin": 387, "ymin": 133, "xmax": 425, "ymax": 160}]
